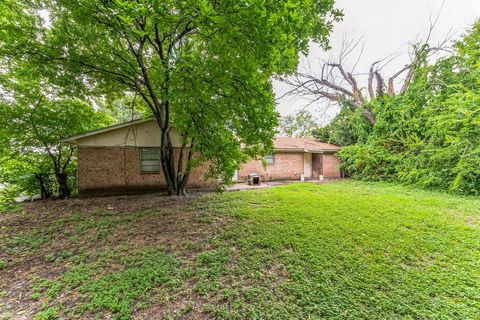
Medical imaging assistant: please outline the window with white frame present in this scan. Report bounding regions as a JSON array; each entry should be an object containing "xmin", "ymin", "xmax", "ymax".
[
  {"xmin": 140, "ymin": 148, "xmax": 160, "ymax": 172},
  {"xmin": 264, "ymin": 154, "xmax": 275, "ymax": 164}
]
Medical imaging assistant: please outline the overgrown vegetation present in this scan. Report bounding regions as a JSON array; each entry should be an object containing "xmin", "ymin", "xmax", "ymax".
[
  {"xmin": 1, "ymin": 181, "xmax": 479, "ymax": 319},
  {"xmin": 317, "ymin": 21, "xmax": 480, "ymax": 195},
  {"xmin": 313, "ymin": 101, "xmax": 372, "ymax": 146}
]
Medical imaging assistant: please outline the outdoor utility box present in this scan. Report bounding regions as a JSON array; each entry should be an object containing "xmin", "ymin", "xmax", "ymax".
[{"xmin": 247, "ymin": 173, "xmax": 260, "ymax": 185}]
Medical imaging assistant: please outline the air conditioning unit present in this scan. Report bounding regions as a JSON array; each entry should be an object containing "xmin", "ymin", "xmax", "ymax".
[{"xmin": 247, "ymin": 173, "xmax": 260, "ymax": 185}]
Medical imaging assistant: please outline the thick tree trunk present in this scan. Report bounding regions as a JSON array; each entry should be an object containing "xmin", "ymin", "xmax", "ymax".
[
  {"xmin": 176, "ymin": 143, "xmax": 194, "ymax": 196},
  {"xmin": 158, "ymin": 128, "xmax": 193, "ymax": 196},
  {"xmin": 55, "ymin": 172, "xmax": 70, "ymax": 199},
  {"xmin": 160, "ymin": 137, "xmax": 177, "ymax": 195}
]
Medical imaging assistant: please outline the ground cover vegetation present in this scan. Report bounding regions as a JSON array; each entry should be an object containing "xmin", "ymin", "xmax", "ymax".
[{"xmin": 1, "ymin": 181, "xmax": 479, "ymax": 319}]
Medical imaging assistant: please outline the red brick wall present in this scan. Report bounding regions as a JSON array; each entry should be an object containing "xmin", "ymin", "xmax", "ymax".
[
  {"xmin": 238, "ymin": 152, "xmax": 341, "ymax": 181},
  {"xmin": 78, "ymin": 147, "xmax": 341, "ymax": 196},
  {"xmin": 238, "ymin": 152, "xmax": 304, "ymax": 182},
  {"xmin": 77, "ymin": 146, "xmax": 215, "ymax": 196},
  {"xmin": 322, "ymin": 153, "xmax": 341, "ymax": 178}
]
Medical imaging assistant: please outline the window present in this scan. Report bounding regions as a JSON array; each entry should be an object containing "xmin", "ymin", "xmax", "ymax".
[
  {"xmin": 140, "ymin": 148, "xmax": 160, "ymax": 172},
  {"xmin": 264, "ymin": 154, "xmax": 275, "ymax": 165}
]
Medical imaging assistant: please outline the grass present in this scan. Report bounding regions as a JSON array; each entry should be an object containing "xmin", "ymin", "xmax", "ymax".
[{"xmin": 1, "ymin": 180, "xmax": 479, "ymax": 319}]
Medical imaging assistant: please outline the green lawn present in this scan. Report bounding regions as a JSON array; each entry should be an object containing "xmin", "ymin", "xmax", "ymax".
[{"xmin": 1, "ymin": 180, "xmax": 479, "ymax": 319}]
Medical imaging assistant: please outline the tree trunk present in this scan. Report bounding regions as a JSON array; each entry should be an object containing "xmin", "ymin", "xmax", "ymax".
[
  {"xmin": 160, "ymin": 129, "xmax": 176, "ymax": 195},
  {"xmin": 55, "ymin": 172, "xmax": 70, "ymax": 199},
  {"xmin": 176, "ymin": 144, "xmax": 194, "ymax": 196},
  {"xmin": 363, "ymin": 107, "xmax": 376, "ymax": 125},
  {"xmin": 158, "ymin": 129, "xmax": 194, "ymax": 196},
  {"xmin": 35, "ymin": 174, "xmax": 52, "ymax": 200}
]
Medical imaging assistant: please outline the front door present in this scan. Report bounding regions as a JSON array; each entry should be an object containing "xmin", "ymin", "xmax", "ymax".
[
  {"xmin": 303, "ymin": 153, "xmax": 312, "ymax": 178},
  {"xmin": 312, "ymin": 153, "xmax": 323, "ymax": 178}
]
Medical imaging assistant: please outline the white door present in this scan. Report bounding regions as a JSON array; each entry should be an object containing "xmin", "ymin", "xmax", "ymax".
[
  {"xmin": 304, "ymin": 153, "xmax": 312, "ymax": 178},
  {"xmin": 232, "ymin": 170, "xmax": 239, "ymax": 182}
]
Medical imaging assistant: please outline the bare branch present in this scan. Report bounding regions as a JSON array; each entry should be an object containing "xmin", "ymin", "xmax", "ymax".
[
  {"xmin": 374, "ymin": 71, "xmax": 384, "ymax": 98},
  {"xmin": 388, "ymin": 64, "xmax": 412, "ymax": 96},
  {"xmin": 282, "ymin": 7, "xmax": 451, "ymax": 126},
  {"xmin": 368, "ymin": 60, "xmax": 382, "ymax": 99}
]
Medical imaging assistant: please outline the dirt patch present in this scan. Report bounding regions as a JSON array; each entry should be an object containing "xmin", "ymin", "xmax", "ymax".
[{"xmin": 0, "ymin": 193, "xmax": 229, "ymax": 319}]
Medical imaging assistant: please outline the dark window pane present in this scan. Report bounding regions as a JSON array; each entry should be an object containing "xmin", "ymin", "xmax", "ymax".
[
  {"xmin": 140, "ymin": 148, "xmax": 160, "ymax": 172},
  {"xmin": 264, "ymin": 154, "xmax": 275, "ymax": 164}
]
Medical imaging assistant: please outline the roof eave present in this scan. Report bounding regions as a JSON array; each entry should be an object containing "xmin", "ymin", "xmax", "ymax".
[
  {"xmin": 274, "ymin": 148, "xmax": 305, "ymax": 152},
  {"xmin": 275, "ymin": 147, "xmax": 340, "ymax": 153},
  {"xmin": 60, "ymin": 118, "xmax": 155, "ymax": 144},
  {"xmin": 305, "ymin": 149, "xmax": 340, "ymax": 153}
]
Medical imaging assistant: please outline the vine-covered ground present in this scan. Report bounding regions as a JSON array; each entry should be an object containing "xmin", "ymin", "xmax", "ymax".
[{"xmin": 1, "ymin": 180, "xmax": 479, "ymax": 319}]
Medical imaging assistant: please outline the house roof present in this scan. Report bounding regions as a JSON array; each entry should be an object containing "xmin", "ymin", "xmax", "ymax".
[
  {"xmin": 61, "ymin": 118, "xmax": 340, "ymax": 152},
  {"xmin": 60, "ymin": 118, "xmax": 155, "ymax": 143},
  {"xmin": 274, "ymin": 137, "xmax": 340, "ymax": 153}
]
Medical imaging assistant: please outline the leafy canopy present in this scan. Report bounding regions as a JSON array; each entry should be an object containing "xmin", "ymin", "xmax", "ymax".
[
  {"xmin": 313, "ymin": 102, "xmax": 372, "ymax": 146},
  {"xmin": 0, "ymin": 45, "xmax": 113, "ymax": 198},
  {"xmin": 2, "ymin": 0, "xmax": 341, "ymax": 185},
  {"xmin": 278, "ymin": 109, "xmax": 318, "ymax": 137}
]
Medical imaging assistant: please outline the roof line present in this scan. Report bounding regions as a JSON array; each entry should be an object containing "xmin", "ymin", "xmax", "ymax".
[
  {"xmin": 60, "ymin": 118, "xmax": 340, "ymax": 152},
  {"xmin": 275, "ymin": 148, "xmax": 339, "ymax": 153},
  {"xmin": 60, "ymin": 118, "xmax": 155, "ymax": 143}
]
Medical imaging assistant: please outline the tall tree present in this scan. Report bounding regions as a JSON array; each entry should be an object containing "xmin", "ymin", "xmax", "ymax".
[
  {"xmin": 312, "ymin": 102, "xmax": 372, "ymax": 146},
  {"xmin": 338, "ymin": 20, "xmax": 480, "ymax": 195},
  {"xmin": 1, "ymin": 0, "xmax": 341, "ymax": 195},
  {"xmin": 0, "ymin": 96, "xmax": 112, "ymax": 198},
  {"xmin": 278, "ymin": 109, "xmax": 318, "ymax": 137},
  {"xmin": 0, "ymin": 54, "xmax": 112, "ymax": 198}
]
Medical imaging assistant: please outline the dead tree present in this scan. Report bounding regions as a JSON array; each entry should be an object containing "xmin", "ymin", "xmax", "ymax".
[{"xmin": 283, "ymin": 16, "xmax": 451, "ymax": 125}]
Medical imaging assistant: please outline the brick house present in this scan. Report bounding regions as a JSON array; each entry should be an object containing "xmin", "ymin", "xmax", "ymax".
[
  {"xmin": 238, "ymin": 137, "xmax": 341, "ymax": 182},
  {"xmin": 62, "ymin": 119, "xmax": 341, "ymax": 197}
]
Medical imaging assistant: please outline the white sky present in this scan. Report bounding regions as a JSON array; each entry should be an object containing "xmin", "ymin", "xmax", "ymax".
[{"xmin": 274, "ymin": 0, "xmax": 480, "ymax": 123}]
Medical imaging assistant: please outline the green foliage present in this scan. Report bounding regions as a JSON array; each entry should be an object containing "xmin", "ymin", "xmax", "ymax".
[
  {"xmin": 0, "ymin": 185, "xmax": 23, "ymax": 213},
  {"xmin": 3, "ymin": 181, "xmax": 480, "ymax": 318},
  {"xmin": 337, "ymin": 20, "xmax": 480, "ymax": 195},
  {"xmin": 104, "ymin": 94, "xmax": 151, "ymax": 124},
  {"xmin": 30, "ymin": 248, "xmax": 178, "ymax": 320},
  {"xmin": 0, "ymin": 160, "xmax": 42, "ymax": 199},
  {"xmin": 0, "ymin": 61, "xmax": 113, "ymax": 198},
  {"xmin": 0, "ymin": 0, "xmax": 342, "ymax": 189},
  {"xmin": 339, "ymin": 143, "xmax": 398, "ymax": 181},
  {"xmin": 28, "ymin": 245, "xmax": 178, "ymax": 319},
  {"xmin": 0, "ymin": 12, "xmax": 114, "ymax": 197},
  {"xmin": 80, "ymin": 250, "xmax": 178, "ymax": 319},
  {"xmin": 33, "ymin": 307, "xmax": 58, "ymax": 320},
  {"xmin": 278, "ymin": 109, "xmax": 318, "ymax": 137},
  {"xmin": 5, "ymin": 231, "xmax": 51, "ymax": 254},
  {"xmin": 313, "ymin": 102, "xmax": 373, "ymax": 146}
]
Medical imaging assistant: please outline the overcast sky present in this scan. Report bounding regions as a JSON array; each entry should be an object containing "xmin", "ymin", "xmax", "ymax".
[{"xmin": 274, "ymin": 0, "xmax": 480, "ymax": 123}]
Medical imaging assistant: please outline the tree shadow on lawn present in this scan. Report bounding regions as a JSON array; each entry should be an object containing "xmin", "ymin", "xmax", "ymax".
[
  {"xmin": 1, "ymin": 181, "xmax": 480, "ymax": 319},
  {"xmin": 0, "ymin": 193, "xmax": 231, "ymax": 319}
]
